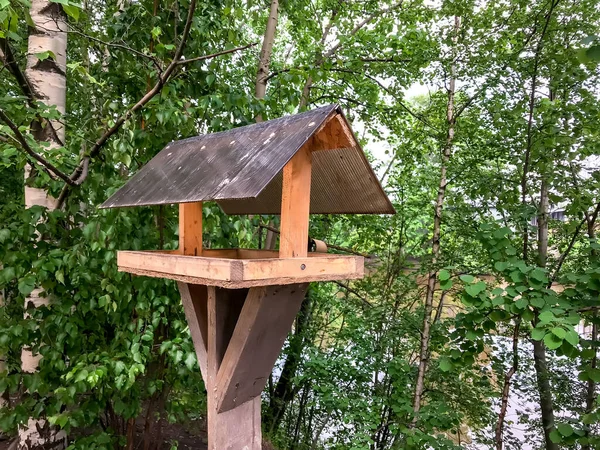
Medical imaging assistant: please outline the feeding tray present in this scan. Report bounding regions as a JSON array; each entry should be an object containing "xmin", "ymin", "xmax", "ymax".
[
  {"xmin": 117, "ymin": 249, "xmax": 364, "ymax": 288},
  {"xmin": 101, "ymin": 104, "xmax": 394, "ymax": 450}
]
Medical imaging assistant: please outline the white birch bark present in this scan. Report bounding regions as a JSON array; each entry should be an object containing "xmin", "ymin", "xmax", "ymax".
[{"xmin": 19, "ymin": 0, "xmax": 67, "ymax": 448}]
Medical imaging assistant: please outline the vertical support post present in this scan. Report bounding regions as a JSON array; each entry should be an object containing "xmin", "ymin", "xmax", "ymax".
[
  {"xmin": 206, "ymin": 287, "xmax": 261, "ymax": 450},
  {"xmin": 179, "ymin": 202, "xmax": 203, "ymax": 256},
  {"xmin": 279, "ymin": 143, "xmax": 312, "ymax": 258}
]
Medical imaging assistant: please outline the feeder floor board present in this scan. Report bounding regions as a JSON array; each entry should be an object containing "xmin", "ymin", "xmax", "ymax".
[{"xmin": 117, "ymin": 249, "xmax": 364, "ymax": 288}]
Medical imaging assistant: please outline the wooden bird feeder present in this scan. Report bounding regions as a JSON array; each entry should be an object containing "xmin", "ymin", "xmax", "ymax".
[{"xmin": 101, "ymin": 104, "xmax": 394, "ymax": 449}]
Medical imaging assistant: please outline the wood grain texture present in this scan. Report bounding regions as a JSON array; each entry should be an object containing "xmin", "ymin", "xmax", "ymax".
[
  {"xmin": 179, "ymin": 202, "xmax": 203, "ymax": 256},
  {"xmin": 207, "ymin": 396, "xmax": 261, "ymax": 450},
  {"xmin": 312, "ymin": 114, "xmax": 355, "ymax": 151},
  {"xmin": 120, "ymin": 267, "xmax": 363, "ymax": 288},
  {"xmin": 177, "ymin": 282, "xmax": 209, "ymax": 382},
  {"xmin": 215, "ymin": 283, "xmax": 309, "ymax": 413},
  {"xmin": 207, "ymin": 286, "xmax": 261, "ymax": 450},
  {"xmin": 279, "ymin": 142, "xmax": 312, "ymax": 258},
  {"xmin": 118, "ymin": 251, "xmax": 238, "ymax": 281},
  {"xmin": 118, "ymin": 251, "xmax": 364, "ymax": 287}
]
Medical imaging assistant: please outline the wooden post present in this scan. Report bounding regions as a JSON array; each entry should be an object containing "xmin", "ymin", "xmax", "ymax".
[
  {"xmin": 178, "ymin": 283, "xmax": 309, "ymax": 450},
  {"xmin": 179, "ymin": 202, "xmax": 203, "ymax": 256},
  {"xmin": 279, "ymin": 144, "xmax": 312, "ymax": 258},
  {"xmin": 207, "ymin": 286, "xmax": 261, "ymax": 450}
]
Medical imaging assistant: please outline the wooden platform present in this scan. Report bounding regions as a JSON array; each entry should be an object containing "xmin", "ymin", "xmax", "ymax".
[{"xmin": 117, "ymin": 249, "xmax": 364, "ymax": 288}]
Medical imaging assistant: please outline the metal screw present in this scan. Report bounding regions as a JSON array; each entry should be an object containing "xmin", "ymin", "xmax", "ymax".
[{"xmin": 300, "ymin": 264, "xmax": 306, "ymax": 270}]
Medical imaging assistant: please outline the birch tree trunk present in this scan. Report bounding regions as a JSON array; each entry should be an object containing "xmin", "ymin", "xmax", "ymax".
[
  {"xmin": 533, "ymin": 176, "xmax": 558, "ymax": 450},
  {"xmin": 410, "ymin": 15, "xmax": 460, "ymax": 426},
  {"xmin": 19, "ymin": 0, "xmax": 67, "ymax": 448},
  {"xmin": 254, "ymin": 0, "xmax": 279, "ymax": 250},
  {"xmin": 255, "ymin": 0, "xmax": 278, "ymax": 118}
]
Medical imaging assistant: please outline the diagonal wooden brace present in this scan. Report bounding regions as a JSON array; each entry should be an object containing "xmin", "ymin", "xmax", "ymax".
[
  {"xmin": 215, "ymin": 283, "xmax": 309, "ymax": 412},
  {"xmin": 177, "ymin": 282, "xmax": 309, "ymax": 449}
]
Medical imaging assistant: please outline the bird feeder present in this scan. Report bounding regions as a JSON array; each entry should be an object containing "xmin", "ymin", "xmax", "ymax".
[{"xmin": 101, "ymin": 104, "xmax": 394, "ymax": 449}]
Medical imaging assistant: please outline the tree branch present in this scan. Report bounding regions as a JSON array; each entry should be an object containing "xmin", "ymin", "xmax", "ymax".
[
  {"xmin": 67, "ymin": 27, "xmax": 163, "ymax": 72},
  {"xmin": 57, "ymin": 1, "xmax": 256, "ymax": 208},
  {"xmin": 0, "ymin": 37, "xmax": 65, "ymax": 147},
  {"xmin": 0, "ymin": 38, "xmax": 35, "ymax": 107},
  {"xmin": 332, "ymin": 280, "xmax": 373, "ymax": 308},
  {"xmin": 324, "ymin": 1, "xmax": 404, "ymax": 59},
  {"xmin": 176, "ymin": 42, "xmax": 258, "ymax": 65},
  {"xmin": 548, "ymin": 217, "xmax": 586, "ymax": 286},
  {"xmin": 0, "ymin": 109, "xmax": 75, "ymax": 186}
]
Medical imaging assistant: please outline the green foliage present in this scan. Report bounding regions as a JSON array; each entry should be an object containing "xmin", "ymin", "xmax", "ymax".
[{"xmin": 0, "ymin": 0, "xmax": 599, "ymax": 448}]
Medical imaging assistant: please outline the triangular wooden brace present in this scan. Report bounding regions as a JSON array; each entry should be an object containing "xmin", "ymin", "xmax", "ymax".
[
  {"xmin": 177, "ymin": 282, "xmax": 209, "ymax": 383},
  {"xmin": 178, "ymin": 281, "xmax": 309, "ymax": 448},
  {"xmin": 215, "ymin": 283, "xmax": 309, "ymax": 413}
]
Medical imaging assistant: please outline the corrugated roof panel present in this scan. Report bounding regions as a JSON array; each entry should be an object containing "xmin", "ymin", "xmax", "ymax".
[{"xmin": 218, "ymin": 147, "xmax": 394, "ymax": 214}]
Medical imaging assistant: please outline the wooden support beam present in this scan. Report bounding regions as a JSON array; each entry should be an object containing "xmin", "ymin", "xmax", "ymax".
[
  {"xmin": 177, "ymin": 282, "xmax": 209, "ymax": 383},
  {"xmin": 279, "ymin": 143, "xmax": 312, "ymax": 258},
  {"xmin": 206, "ymin": 286, "xmax": 261, "ymax": 450},
  {"xmin": 215, "ymin": 283, "xmax": 309, "ymax": 413},
  {"xmin": 179, "ymin": 202, "xmax": 203, "ymax": 256}
]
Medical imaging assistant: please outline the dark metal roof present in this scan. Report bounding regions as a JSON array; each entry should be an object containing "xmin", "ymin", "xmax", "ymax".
[{"xmin": 101, "ymin": 104, "xmax": 395, "ymax": 215}]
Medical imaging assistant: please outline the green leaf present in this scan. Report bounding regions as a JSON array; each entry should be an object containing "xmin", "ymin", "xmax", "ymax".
[
  {"xmin": 440, "ymin": 278, "xmax": 453, "ymax": 291},
  {"xmin": 530, "ymin": 296, "xmax": 545, "ymax": 308},
  {"xmin": 538, "ymin": 311, "xmax": 555, "ymax": 324},
  {"xmin": 551, "ymin": 327, "xmax": 566, "ymax": 339},
  {"xmin": 459, "ymin": 274, "xmax": 474, "ymax": 283},
  {"xmin": 55, "ymin": 270, "xmax": 65, "ymax": 285},
  {"xmin": 465, "ymin": 281, "xmax": 486, "ymax": 297},
  {"xmin": 549, "ymin": 429, "xmax": 562, "ymax": 444},
  {"xmin": 18, "ymin": 275, "xmax": 36, "ymax": 296},
  {"xmin": 531, "ymin": 328, "xmax": 545, "ymax": 341},
  {"xmin": 151, "ymin": 26, "xmax": 162, "ymax": 39},
  {"xmin": 565, "ymin": 330, "xmax": 579, "ymax": 347},
  {"xmin": 588, "ymin": 368, "xmax": 600, "ymax": 383},
  {"xmin": 439, "ymin": 357, "xmax": 452, "ymax": 372},
  {"xmin": 34, "ymin": 50, "xmax": 56, "ymax": 61},
  {"xmin": 494, "ymin": 261, "xmax": 509, "ymax": 272},
  {"xmin": 62, "ymin": 4, "xmax": 80, "ymax": 20},
  {"xmin": 587, "ymin": 44, "xmax": 600, "ymax": 62},
  {"xmin": 114, "ymin": 361, "xmax": 126, "ymax": 375},
  {"xmin": 0, "ymin": 266, "xmax": 15, "ymax": 284},
  {"xmin": 557, "ymin": 423, "xmax": 573, "ymax": 437},
  {"xmin": 184, "ymin": 352, "xmax": 196, "ymax": 370},
  {"xmin": 544, "ymin": 333, "xmax": 563, "ymax": 350},
  {"xmin": 530, "ymin": 268, "xmax": 547, "ymax": 283},
  {"xmin": 438, "ymin": 269, "xmax": 450, "ymax": 281},
  {"xmin": 515, "ymin": 297, "xmax": 528, "ymax": 310}
]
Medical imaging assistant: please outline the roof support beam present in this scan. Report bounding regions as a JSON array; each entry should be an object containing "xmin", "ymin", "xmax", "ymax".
[
  {"xmin": 279, "ymin": 141, "xmax": 312, "ymax": 258},
  {"xmin": 179, "ymin": 202, "xmax": 203, "ymax": 256}
]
